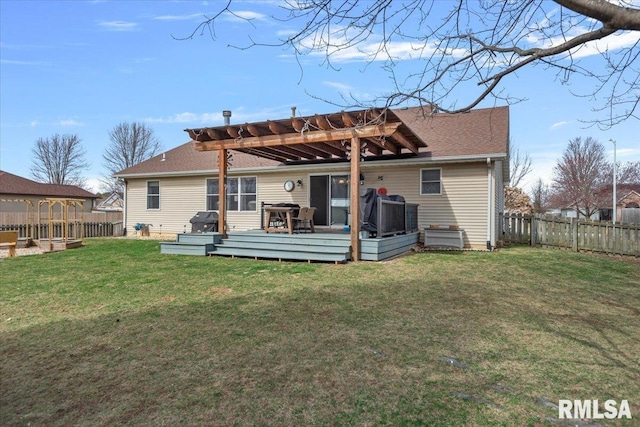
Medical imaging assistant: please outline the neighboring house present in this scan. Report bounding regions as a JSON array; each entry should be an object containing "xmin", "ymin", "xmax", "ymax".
[
  {"xmin": 115, "ymin": 106, "xmax": 510, "ymax": 250},
  {"xmin": 0, "ymin": 170, "xmax": 98, "ymax": 213},
  {"xmin": 548, "ymin": 184, "xmax": 640, "ymax": 223},
  {"xmin": 618, "ymin": 189, "xmax": 640, "ymax": 224},
  {"xmin": 94, "ymin": 192, "xmax": 124, "ymax": 212},
  {"xmin": 597, "ymin": 184, "xmax": 640, "ymax": 223}
]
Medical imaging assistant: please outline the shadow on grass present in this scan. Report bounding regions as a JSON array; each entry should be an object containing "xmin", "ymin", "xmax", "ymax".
[{"xmin": 3, "ymin": 277, "xmax": 639, "ymax": 427}]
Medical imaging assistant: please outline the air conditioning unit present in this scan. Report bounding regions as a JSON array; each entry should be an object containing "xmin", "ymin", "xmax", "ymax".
[{"xmin": 424, "ymin": 227, "xmax": 463, "ymax": 249}]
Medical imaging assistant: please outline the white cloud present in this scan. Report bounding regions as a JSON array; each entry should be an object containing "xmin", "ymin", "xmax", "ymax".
[
  {"xmin": 85, "ymin": 177, "xmax": 102, "ymax": 193},
  {"xmin": 568, "ymin": 30, "xmax": 640, "ymax": 59},
  {"xmin": 306, "ymin": 37, "xmax": 431, "ymax": 63},
  {"xmin": 323, "ymin": 81, "xmax": 353, "ymax": 91},
  {"xmin": 99, "ymin": 21, "xmax": 139, "ymax": 31},
  {"xmin": 153, "ymin": 13, "xmax": 206, "ymax": 21},
  {"xmin": 526, "ymin": 24, "xmax": 640, "ymax": 60},
  {"xmin": 144, "ymin": 112, "xmax": 210, "ymax": 124},
  {"xmin": 0, "ymin": 59, "xmax": 49, "ymax": 66},
  {"xmin": 59, "ymin": 119, "xmax": 81, "ymax": 126},
  {"xmin": 223, "ymin": 10, "xmax": 267, "ymax": 22},
  {"xmin": 143, "ymin": 107, "xmax": 293, "ymax": 126},
  {"xmin": 550, "ymin": 121, "xmax": 570, "ymax": 130}
]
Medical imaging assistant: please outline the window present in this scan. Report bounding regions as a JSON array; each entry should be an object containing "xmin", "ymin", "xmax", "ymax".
[
  {"xmin": 206, "ymin": 177, "xmax": 257, "ymax": 211},
  {"xmin": 147, "ymin": 180, "xmax": 160, "ymax": 209},
  {"xmin": 420, "ymin": 169, "xmax": 441, "ymax": 195}
]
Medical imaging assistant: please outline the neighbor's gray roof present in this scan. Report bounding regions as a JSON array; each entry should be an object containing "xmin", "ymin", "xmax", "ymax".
[
  {"xmin": 116, "ymin": 105, "xmax": 509, "ymax": 177},
  {"xmin": 0, "ymin": 170, "xmax": 98, "ymax": 199}
]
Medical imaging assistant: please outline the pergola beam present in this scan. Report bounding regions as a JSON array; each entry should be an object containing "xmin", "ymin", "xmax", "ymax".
[
  {"xmin": 241, "ymin": 147, "xmax": 290, "ymax": 163},
  {"xmin": 388, "ymin": 131, "xmax": 419, "ymax": 154},
  {"xmin": 194, "ymin": 123, "xmax": 402, "ymax": 152}
]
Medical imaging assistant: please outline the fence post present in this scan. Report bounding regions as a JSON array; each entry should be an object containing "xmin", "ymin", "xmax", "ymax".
[
  {"xmin": 571, "ymin": 218, "xmax": 579, "ymax": 252},
  {"xmin": 531, "ymin": 214, "xmax": 537, "ymax": 246}
]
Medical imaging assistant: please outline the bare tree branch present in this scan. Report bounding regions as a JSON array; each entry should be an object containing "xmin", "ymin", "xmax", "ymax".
[
  {"xmin": 509, "ymin": 145, "xmax": 533, "ymax": 189},
  {"xmin": 102, "ymin": 122, "xmax": 162, "ymax": 192},
  {"xmin": 552, "ymin": 136, "xmax": 609, "ymax": 218},
  {"xmin": 180, "ymin": 0, "xmax": 640, "ymax": 127},
  {"xmin": 30, "ymin": 134, "xmax": 89, "ymax": 187}
]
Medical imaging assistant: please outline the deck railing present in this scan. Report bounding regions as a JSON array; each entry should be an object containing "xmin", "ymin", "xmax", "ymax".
[{"xmin": 377, "ymin": 199, "xmax": 419, "ymax": 237}]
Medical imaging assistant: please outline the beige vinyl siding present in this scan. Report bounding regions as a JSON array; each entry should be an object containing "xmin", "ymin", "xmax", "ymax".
[
  {"xmin": 124, "ymin": 161, "xmax": 493, "ymax": 247},
  {"xmin": 126, "ymin": 176, "xmax": 207, "ymax": 234},
  {"xmin": 125, "ymin": 172, "xmax": 314, "ymax": 234},
  {"xmin": 359, "ymin": 162, "xmax": 489, "ymax": 248}
]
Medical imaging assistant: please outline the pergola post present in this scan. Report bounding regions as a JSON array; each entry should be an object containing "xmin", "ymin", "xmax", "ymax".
[
  {"xmin": 218, "ymin": 148, "xmax": 227, "ymax": 238},
  {"xmin": 350, "ymin": 136, "xmax": 361, "ymax": 261}
]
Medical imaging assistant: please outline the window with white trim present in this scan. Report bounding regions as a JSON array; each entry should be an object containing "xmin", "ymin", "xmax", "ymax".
[
  {"xmin": 147, "ymin": 180, "xmax": 160, "ymax": 209},
  {"xmin": 420, "ymin": 168, "xmax": 441, "ymax": 195},
  {"xmin": 206, "ymin": 177, "xmax": 257, "ymax": 211}
]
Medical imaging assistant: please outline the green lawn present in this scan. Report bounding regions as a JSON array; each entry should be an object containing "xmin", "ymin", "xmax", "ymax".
[{"xmin": 1, "ymin": 239, "xmax": 638, "ymax": 426}]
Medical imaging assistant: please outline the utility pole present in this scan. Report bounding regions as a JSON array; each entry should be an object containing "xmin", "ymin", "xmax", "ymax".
[{"xmin": 610, "ymin": 139, "xmax": 617, "ymax": 224}]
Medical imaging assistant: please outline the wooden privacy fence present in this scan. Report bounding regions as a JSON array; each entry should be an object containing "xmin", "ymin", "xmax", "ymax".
[
  {"xmin": 0, "ymin": 221, "xmax": 124, "ymax": 239},
  {"xmin": 501, "ymin": 214, "xmax": 640, "ymax": 256},
  {"xmin": 1, "ymin": 212, "xmax": 124, "ymax": 239}
]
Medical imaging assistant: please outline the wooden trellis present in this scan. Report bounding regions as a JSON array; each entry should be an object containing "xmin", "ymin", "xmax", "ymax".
[{"xmin": 37, "ymin": 198, "xmax": 85, "ymax": 251}]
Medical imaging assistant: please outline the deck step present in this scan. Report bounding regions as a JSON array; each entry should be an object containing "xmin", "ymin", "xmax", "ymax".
[
  {"xmin": 210, "ymin": 247, "xmax": 350, "ymax": 263},
  {"xmin": 176, "ymin": 232, "xmax": 223, "ymax": 245},
  {"xmin": 220, "ymin": 240, "xmax": 349, "ymax": 254},
  {"xmin": 212, "ymin": 231, "xmax": 352, "ymax": 262},
  {"xmin": 225, "ymin": 233, "xmax": 350, "ymax": 245},
  {"xmin": 160, "ymin": 242, "xmax": 215, "ymax": 256}
]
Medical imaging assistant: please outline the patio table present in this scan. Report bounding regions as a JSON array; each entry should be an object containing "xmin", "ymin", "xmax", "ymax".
[{"xmin": 264, "ymin": 206, "xmax": 296, "ymax": 234}]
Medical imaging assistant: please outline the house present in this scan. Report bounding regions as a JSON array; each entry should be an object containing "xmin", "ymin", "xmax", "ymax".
[
  {"xmin": 0, "ymin": 170, "xmax": 98, "ymax": 214},
  {"xmin": 599, "ymin": 185, "xmax": 640, "ymax": 223},
  {"xmin": 94, "ymin": 192, "xmax": 124, "ymax": 212},
  {"xmin": 115, "ymin": 106, "xmax": 510, "ymax": 258},
  {"xmin": 548, "ymin": 184, "xmax": 640, "ymax": 223}
]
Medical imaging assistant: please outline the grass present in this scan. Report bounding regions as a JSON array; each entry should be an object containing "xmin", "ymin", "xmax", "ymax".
[{"xmin": 1, "ymin": 238, "xmax": 639, "ymax": 426}]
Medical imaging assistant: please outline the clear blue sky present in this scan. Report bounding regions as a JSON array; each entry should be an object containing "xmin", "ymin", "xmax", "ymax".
[{"xmin": 1, "ymin": 0, "xmax": 639, "ymax": 193}]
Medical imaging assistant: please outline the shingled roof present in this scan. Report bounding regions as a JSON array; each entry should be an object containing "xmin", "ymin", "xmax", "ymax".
[
  {"xmin": 116, "ymin": 106, "xmax": 509, "ymax": 177},
  {"xmin": 0, "ymin": 170, "xmax": 98, "ymax": 199}
]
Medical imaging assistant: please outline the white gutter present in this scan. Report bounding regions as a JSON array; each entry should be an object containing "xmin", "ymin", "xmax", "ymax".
[{"xmin": 114, "ymin": 152, "xmax": 509, "ymax": 180}]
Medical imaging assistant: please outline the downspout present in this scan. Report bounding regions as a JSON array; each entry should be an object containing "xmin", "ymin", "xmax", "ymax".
[
  {"xmin": 122, "ymin": 179, "xmax": 128, "ymax": 236},
  {"xmin": 486, "ymin": 157, "xmax": 493, "ymax": 251}
]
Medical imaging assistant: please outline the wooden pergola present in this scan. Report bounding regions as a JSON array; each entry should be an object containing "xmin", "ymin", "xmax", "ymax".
[{"xmin": 186, "ymin": 108, "xmax": 427, "ymax": 261}]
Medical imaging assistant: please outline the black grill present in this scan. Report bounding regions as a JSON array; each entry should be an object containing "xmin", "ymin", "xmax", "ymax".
[{"xmin": 190, "ymin": 211, "xmax": 219, "ymax": 233}]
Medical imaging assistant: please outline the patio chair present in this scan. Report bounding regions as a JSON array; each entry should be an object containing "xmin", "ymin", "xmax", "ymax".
[{"xmin": 293, "ymin": 207, "xmax": 316, "ymax": 233}]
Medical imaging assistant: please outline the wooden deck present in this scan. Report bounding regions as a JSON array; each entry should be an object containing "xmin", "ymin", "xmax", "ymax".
[
  {"xmin": 160, "ymin": 230, "xmax": 420, "ymax": 262},
  {"xmin": 33, "ymin": 239, "xmax": 83, "ymax": 252}
]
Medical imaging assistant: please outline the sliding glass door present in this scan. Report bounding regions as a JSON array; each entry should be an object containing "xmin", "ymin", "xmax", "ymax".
[{"xmin": 309, "ymin": 174, "xmax": 350, "ymax": 227}]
